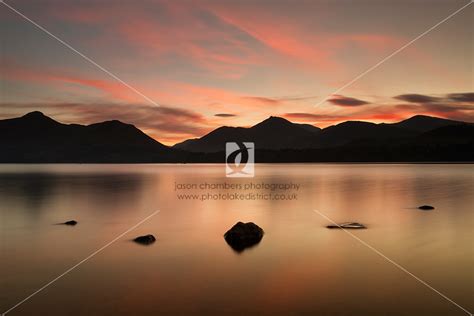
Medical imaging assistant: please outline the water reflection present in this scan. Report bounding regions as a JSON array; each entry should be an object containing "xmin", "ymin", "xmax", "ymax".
[
  {"xmin": 0, "ymin": 172, "xmax": 147, "ymax": 220},
  {"xmin": 0, "ymin": 164, "xmax": 472, "ymax": 315}
]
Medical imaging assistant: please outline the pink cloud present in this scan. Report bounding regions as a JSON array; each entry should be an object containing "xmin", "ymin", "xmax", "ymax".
[
  {"xmin": 48, "ymin": 1, "xmax": 409, "ymax": 80},
  {"xmin": 206, "ymin": 4, "xmax": 411, "ymax": 75},
  {"xmin": 49, "ymin": 2, "xmax": 264, "ymax": 80},
  {"xmin": 1, "ymin": 58, "xmax": 287, "ymax": 116},
  {"xmin": 2, "ymin": 61, "xmax": 143, "ymax": 103}
]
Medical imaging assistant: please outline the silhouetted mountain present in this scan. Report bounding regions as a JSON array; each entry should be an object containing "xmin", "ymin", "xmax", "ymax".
[
  {"xmin": 317, "ymin": 121, "xmax": 414, "ymax": 147},
  {"xmin": 418, "ymin": 124, "xmax": 474, "ymax": 142},
  {"xmin": 174, "ymin": 116, "xmax": 320, "ymax": 152},
  {"xmin": 0, "ymin": 111, "xmax": 175, "ymax": 162},
  {"xmin": 237, "ymin": 122, "xmax": 473, "ymax": 163},
  {"xmin": 297, "ymin": 123, "xmax": 322, "ymax": 134},
  {"xmin": 389, "ymin": 115, "xmax": 464, "ymax": 133},
  {"xmin": 1, "ymin": 112, "xmax": 472, "ymax": 162},
  {"xmin": 175, "ymin": 115, "xmax": 467, "ymax": 153}
]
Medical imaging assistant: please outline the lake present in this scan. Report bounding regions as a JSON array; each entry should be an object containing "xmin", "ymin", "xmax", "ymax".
[{"xmin": 0, "ymin": 164, "xmax": 473, "ymax": 315}]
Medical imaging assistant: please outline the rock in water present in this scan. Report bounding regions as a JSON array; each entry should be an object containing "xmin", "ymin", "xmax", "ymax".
[
  {"xmin": 134, "ymin": 234, "xmax": 156, "ymax": 245},
  {"xmin": 418, "ymin": 205, "xmax": 435, "ymax": 210},
  {"xmin": 326, "ymin": 222, "xmax": 366, "ymax": 229},
  {"xmin": 64, "ymin": 220, "xmax": 77, "ymax": 226},
  {"xmin": 224, "ymin": 222, "xmax": 264, "ymax": 252}
]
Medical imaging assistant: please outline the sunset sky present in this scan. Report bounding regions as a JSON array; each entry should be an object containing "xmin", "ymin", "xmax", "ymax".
[{"xmin": 1, "ymin": 0, "xmax": 473, "ymax": 144}]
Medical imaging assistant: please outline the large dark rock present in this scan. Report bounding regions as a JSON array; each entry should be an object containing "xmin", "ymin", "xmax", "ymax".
[
  {"xmin": 133, "ymin": 234, "xmax": 156, "ymax": 245},
  {"xmin": 63, "ymin": 220, "xmax": 77, "ymax": 226},
  {"xmin": 418, "ymin": 205, "xmax": 435, "ymax": 210},
  {"xmin": 224, "ymin": 222, "xmax": 264, "ymax": 252},
  {"xmin": 326, "ymin": 222, "xmax": 366, "ymax": 229}
]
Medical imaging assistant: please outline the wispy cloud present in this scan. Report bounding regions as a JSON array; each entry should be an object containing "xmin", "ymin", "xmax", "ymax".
[
  {"xmin": 1, "ymin": 59, "xmax": 144, "ymax": 103},
  {"xmin": 285, "ymin": 91, "xmax": 474, "ymax": 126},
  {"xmin": 49, "ymin": 1, "xmax": 265, "ymax": 80},
  {"xmin": 242, "ymin": 96, "xmax": 281, "ymax": 105},
  {"xmin": 327, "ymin": 95, "xmax": 370, "ymax": 106},
  {"xmin": 394, "ymin": 94, "xmax": 440, "ymax": 103},
  {"xmin": 1, "ymin": 58, "xmax": 290, "ymax": 113},
  {"xmin": 390, "ymin": 92, "xmax": 474, "ymax": 121},
  {"xmin": 394, "ymin": 92, "xmax": 474, "ymax": 104},
  {"xmin": 206, "ymin": 2, "xmax": 413, "ymax": 76},
  {"xmin": 214, "ymin": 113, "xmax": 237, "ymax": 117},
  {"xmin": 446, "ymin": 92, "xmax": 474, "ymax": 103}
]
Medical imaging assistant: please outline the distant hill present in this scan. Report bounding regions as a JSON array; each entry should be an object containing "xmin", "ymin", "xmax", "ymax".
[
  {"xmin": 174, "ymin": 116, "xmax": 320, "ymax": 152},
  {"xmin": 174, "ymin": 114, "xmax": 470, "ymax": 153},
  {"xmin": 417, "ymin": 124, "xmax": 474, "ymax": 143},
  {"xmin": 388, "ymin": 115, "xmax": 465, "ymax": 132},
  {"xmin": 0, "ymin": 111, "xmax": 175, "ymax": 162},
  {"xmin": 1, "ymin": 112, "xmax": 472, "ymax": 162},
  {"xmin": 316, "ymin": 120, "xmax": 414, "ymax": 147}
]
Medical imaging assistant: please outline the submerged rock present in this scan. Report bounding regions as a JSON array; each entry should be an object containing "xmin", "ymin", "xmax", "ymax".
[
  {"xmin": 418, "ymin": 205, "xmax": 435, "ymax": 210},
  {"xmin": 326, "ymin": 222, "xmax": 366, "ymax": 229},
  {"xmin": 224, "ymin": 222, "xmax": 264, "ymax": 252},
  {"xmin": 133, "ymin": 234, "xmax": 156, "ymax": 245},
  {"xmin": 63, "ymin": 220, "xmax": 77, "ymax": 226}
]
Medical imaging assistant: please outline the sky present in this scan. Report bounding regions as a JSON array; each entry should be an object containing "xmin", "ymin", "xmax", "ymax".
[{"xmin": 1, "ymin": 0, "xmax": 473, "ymax": 145}]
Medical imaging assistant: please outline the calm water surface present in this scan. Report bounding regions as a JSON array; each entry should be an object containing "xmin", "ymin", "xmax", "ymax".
[{"xmin": 0, "ymin": 164, "xmax": 473, "ymax": 315}]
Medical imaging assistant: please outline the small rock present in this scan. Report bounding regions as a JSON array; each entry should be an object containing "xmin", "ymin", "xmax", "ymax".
[
  {"xmin": 224, "ymin": 222, "xmax": 264, "ymax": 252},
  {"xmin": 64, "ymin": 220, "xmax": 77, "ymax": 226},
  {"xmin": 133, "ymin": 234, "xmax": 156, "ymax": 245},
  {"xmin": 418, "ymin": 205, "xmax": 434, "ymax": 210},
  {"xmin": 326, "ymin": 222, "xmax": 366, "ymax": 229}
]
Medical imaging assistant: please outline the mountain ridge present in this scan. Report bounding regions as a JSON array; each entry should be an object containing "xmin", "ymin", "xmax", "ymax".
[
  {"xmin": 0, "ymin": 111, "xmax": 172, "ymax": 162},
  {"xmin": 174, "ymin": 115, "xmax": 319, "ymax": 152},
  {"xmin": 1, "ymin": 112, "xmax": 472, "ymax": 162},
  {"xmin": 174, "ymin": 114, "xmax": 471, "ymax": 152}
]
